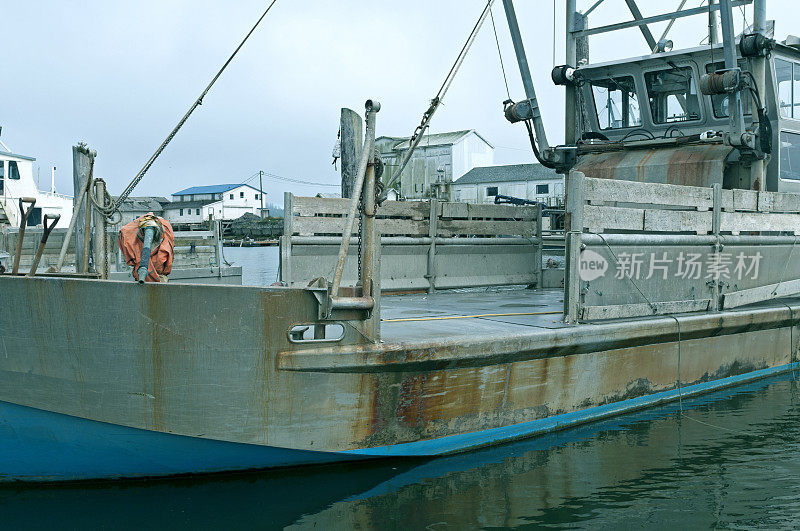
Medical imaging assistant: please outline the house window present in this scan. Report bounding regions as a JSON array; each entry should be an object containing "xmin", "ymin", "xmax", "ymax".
[
  {"xmin": 644, "ymin": 66, "xmax": 701, "ymax": 124},
  {"xmin": 196, "ymin": 208, "xmax": 200, "ymax": 215},
  {"xmin": 0, "ymin": 161, "xmax": 4, "ymax": 195},
  {"xmin": 240, "ymin": 191, "xmax": 244, "ymax": 198},
  {"xmin": 229, "ymin": 193, "xmax": 234, "ymax": 200},
  {"xmin": 255, "ymin": 193, "xmax": 260, "ymax": 200},
  {"xmin": 486, "ymin": 186, "xmax": 498, "ymax": 197},
  {"xmin": 8, "ymin": 161, "xmax": 20, "ymax": 180},
  {"xmin": 536, "ymin": 184, "xmax": 549, "ymax": 194},
  {"xmin": 179, "ymin": 209, "xmax": 184, "ymax": 216}
]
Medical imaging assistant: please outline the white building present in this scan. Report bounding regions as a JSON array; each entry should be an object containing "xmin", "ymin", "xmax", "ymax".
[
  {"xmin": 115, "ymin": 196, "xmax": 171, "ymax": 226},
  {"xmin": 166, "ymin": 184, "xmax": 266, "ymax": 224},
  {"xmin": 377, "ymin": 130, "xmax": 494, "ymax": 200},
  {"xmin": 0, "ymin": 147, "xmax": 73, "ymax": 228},
  {"xmin": 452, "ymin": 164, "xmax": 564, "ymax": 206}
]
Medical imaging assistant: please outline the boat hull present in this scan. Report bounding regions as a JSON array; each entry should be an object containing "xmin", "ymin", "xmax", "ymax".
[
  {"xmin": 1, "ymin": 363, "xmax": 795, "ymax": 482},
  {"xmin": 1, "ymin": 275, "xmax": 798, "ymax": 481}
]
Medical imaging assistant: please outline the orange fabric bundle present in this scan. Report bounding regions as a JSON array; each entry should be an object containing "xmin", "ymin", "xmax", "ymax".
[{"xmin": 117, "ymin": 213, "xmax": 174, "ymax": 282}]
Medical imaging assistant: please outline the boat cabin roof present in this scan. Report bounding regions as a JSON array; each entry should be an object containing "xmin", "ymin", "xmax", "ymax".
[{"xmin": 0, "ymin": 150, "xmax": 35, "ymax": 162}]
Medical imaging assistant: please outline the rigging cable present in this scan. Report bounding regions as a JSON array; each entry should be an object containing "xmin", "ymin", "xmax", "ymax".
[
  {"xmin": 103, "ymin": 0, "xmax": 281, "ymax": 218},
  {"xmin": 489, "ymin": 5, "xmax": 512, "ymax": 101},
  {"xmin": 382, "ymin": 0, "xmax": 497, "ymax": 195}
]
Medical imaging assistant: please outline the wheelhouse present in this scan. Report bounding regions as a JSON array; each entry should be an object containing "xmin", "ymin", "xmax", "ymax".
[{"xmin": 575, "ymin": 40, "xmax": 800, "ymax": 193}]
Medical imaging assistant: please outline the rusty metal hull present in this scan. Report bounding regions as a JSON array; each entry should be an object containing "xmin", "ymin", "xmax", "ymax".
[{"xmin": 0, "ymin": 275, "xmax": 797, "ymax": 481}]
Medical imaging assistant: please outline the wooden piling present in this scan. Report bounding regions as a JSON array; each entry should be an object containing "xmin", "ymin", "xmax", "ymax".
[{"xmin": 340, "ymin": 108, "xmax": 363, "ymax": 199}]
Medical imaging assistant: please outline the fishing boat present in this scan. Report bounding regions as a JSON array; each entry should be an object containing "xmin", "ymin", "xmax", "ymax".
[
  {"xmin": 3, "ymin": 0, "xmax": 800, "ymax": 482},
  {"xmin": 0, "ymin": 136, "xmax": 73, "ymax": 229}
]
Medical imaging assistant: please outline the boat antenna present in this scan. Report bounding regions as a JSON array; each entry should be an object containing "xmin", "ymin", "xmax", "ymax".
[
  {"xmin": 380, "ymin": 0, "xmax": 496, "ymax": 200},
  {"xmin": 102, "ymin": 0, "xmax": 280, "ymax": 218}
]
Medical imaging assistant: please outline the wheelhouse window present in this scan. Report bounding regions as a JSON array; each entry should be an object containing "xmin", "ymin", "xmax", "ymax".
[
  {"xmin": 8, "ymin": 161, "xmax": 21, "ymax": 180},
  {"xmin": 775, "ymin": 58, "xmax": 800, "ymax": 119},
  {"xmin": 590, "ymin": 76, "xmax": 641, "ymax": 130},
  {"xmin": 780, "ymin": 131, "xmax": 800, "ymax": 180},
  {"xmin": 705, "ymin": 61, "xmax": 753, "ymax": 118},
  {"xmin": 644, "ymin": 66, "xmax": 701, "ymax": 124}
]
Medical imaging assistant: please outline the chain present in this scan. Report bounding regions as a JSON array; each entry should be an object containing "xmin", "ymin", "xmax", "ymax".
[
  {"xmin": 373, "ymin": 174, "xmax": 380, "ymax": 216},
  {"xmin": 103, "ymin": 209, "xmax": 110, "ymax": 279}
]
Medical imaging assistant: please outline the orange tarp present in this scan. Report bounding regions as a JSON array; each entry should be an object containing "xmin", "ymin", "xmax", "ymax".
[{"xmin": 117, "ymin": 213, "xmax": 174, "ymax": 282}]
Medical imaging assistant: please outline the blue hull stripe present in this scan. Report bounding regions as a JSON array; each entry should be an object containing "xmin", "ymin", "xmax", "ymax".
[
  {"xmin": 344, "ymin": 363, "xmax": 800, "ymax": 457},
  {"xmin": 2, "ymin": 362, "xmax": 797, "ymax": 481}
]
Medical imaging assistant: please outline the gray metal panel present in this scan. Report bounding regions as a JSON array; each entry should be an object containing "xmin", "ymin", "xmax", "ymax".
[{"xmin": 286, "ymin": 240, "xmax": 540, "ymax": 291}]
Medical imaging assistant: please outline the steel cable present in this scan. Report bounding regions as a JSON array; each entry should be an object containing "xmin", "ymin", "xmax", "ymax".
[{"xmin": 104, "ymin": 0, "xmax": 280, "ymax": 218}]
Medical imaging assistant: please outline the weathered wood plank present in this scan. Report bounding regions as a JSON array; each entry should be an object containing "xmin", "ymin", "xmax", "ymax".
[
  {"xmin": 582, "ymin": 205, "xmax": 645, "ymax": 232},
  {"xmin": 292, "ymin": 216, "xmax": 429, "ymax": 236},
  {"xmin": 441, "ymin": 202, "xmax": 538, "ymax": 220},
  {"xmin": 436, "ymin": 219, "xmax": 534, "ymax": 237},
  {"xmin": 292, "ymin": 196, "xmax": 434, "ymax": 218},
  {"xmin": 721, "ymin": 211, "xmax": 800, "ymax": 233},
  {"xmin": 720, "ymin": 189, "xmax": 758, "ymax": 211},
  {"xmin": 759, "ymin": 190, "xmax": 800, "ymax": 213},
  {"xmin": 584, "ymin": 177, "xmax": 713, "ymax": 209},
  {"xmin": 644, "ymin": 209, "xmax": 713, "ymax": 233},
  {"xmin": 723, "ymin": 278, "xmax": 800, "ymax": 309}
]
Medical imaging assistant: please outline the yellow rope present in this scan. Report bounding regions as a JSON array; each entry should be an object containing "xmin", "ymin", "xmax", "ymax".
[{"xmin": 381, "ymin": 311, "xmax": 562, "ymax": 323}]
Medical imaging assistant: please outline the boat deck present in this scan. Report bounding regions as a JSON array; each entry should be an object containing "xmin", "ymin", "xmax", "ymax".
[{"xmin": 380, "ymin": 288, "xmax": 567, "ymax": 343}]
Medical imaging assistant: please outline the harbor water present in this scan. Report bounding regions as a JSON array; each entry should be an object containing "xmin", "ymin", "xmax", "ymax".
[{"xmin": 4, "ymin": 247, "xmax": 800, "ymax": 529}]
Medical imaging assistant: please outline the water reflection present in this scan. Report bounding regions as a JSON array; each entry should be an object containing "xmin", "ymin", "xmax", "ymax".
[
  {"xmin": 3, "ymin": 373, "xmax": 799, "ymax": 529},
  {"xmin": 223, "ymin": 246, "xmax": 280, "ymax": 287}
]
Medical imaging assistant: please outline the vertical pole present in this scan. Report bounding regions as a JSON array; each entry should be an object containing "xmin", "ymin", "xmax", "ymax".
[
  {"xmin": 213, "ymin": 219, "xmax": 223, "ymax": 279},
  {"xmin": 361, "ymin": 141, "xmax": 381, "ymax": 342},
  {"xmin": 565, "ymin": 0, "xmax": 578, "ymax": 145},
  {"xmin": 340, "ymin": 108, "xmax": 364, "ymax": 199},
  {"xmin": 565, "ymin": 171, "xmax": 585, "ymax": 323},
  {"xmin": 82, "ymin": 178, "xmax": 92, "ymax": 273},
  {"xmin": 361, "ymin": 154, "xmax": 377, "ymax": 294},
  {"xmin": 708, "ymin": 0, "xmax": 719, "ymax": 45},
  {"xmin": 535, "ymin": 203, "xmax": 543, "ymax": 288},
  {"xmin": 750, "ymin": 0, "xmax": 767, "ymax": 191},
  {"xmin": 259, "ymin": 170, "xmax": 264, "ymax": 218},
  {"xmin": 72, "ymin": 145, "xmax": 94, "ymax": 271},
  {"xmin": 93, "ymin": 179, "xmax": 109, "ymax": 279},
  {"xmin": 280, "ymin": 191, "xmax": 294, "ymax": 285},
  {"xmin": 719, "ymin": 0, "xmax": 745, "ymax": 140},
  {"xmin": 426, "ymin": 198, "xmax": 439, "ymax": 294},
  {"xmin": 331, "ymin": 100, "xmax": 379, "ymax": 297},
  {"xmin": 712, "ymin": 183, "xmax": 722, "ymax": 310}
]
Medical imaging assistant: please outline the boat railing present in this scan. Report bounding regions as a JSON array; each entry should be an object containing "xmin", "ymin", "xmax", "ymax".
[
  {"xmin": 565, "ymin": 171, "xmax": 800, "ymax": 322},
  {"xmin": 279, "ymin": 192, "xmax": 544, "ymax": 293}
]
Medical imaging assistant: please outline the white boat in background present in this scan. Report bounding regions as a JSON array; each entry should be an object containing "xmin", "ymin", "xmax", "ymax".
[{"xmin": 0, "ymin": 137, "xmax": 73, "ymax": 228}]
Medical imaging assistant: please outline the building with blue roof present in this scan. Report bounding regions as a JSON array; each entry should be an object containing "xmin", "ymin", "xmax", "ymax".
[{"xmin": 166, "ymin": 183, "xmax": 266, "ymax": 223}]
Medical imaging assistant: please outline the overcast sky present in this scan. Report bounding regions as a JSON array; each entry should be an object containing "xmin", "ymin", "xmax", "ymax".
[{"xmin": 3, "ymin": 1, "xmax": 796, "ymax": 206}]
